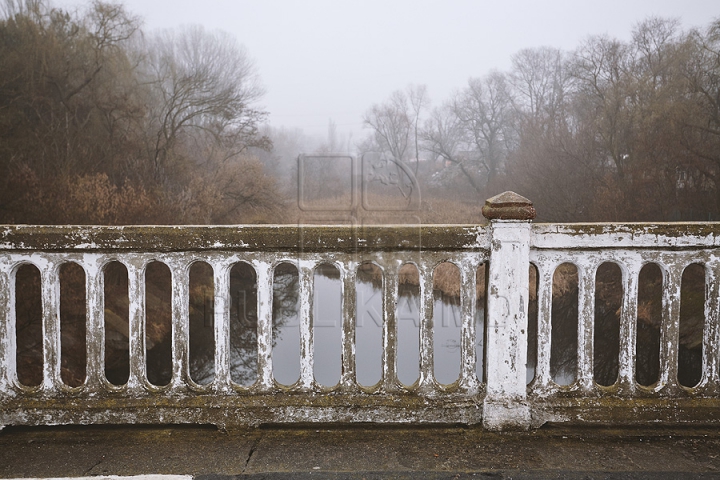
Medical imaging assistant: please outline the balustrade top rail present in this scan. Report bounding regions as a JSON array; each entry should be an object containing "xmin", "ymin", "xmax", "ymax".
[
  {"xmin": 0, "ymin": 225, "xmax": 490, "ymax": 252},
  {"xmin": 1, "ymin": 193, "xmax": 720, "ymax": 431},
  {"xmin": 2, "ymin": 222, "xmax": 718, "ymax": 252}
]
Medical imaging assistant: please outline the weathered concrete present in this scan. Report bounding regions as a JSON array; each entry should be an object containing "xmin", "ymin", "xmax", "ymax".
[
  {"xmin": 0, "ymin": 225, "xmax": 490, "ymax": 253},
  {"xmin": 1, "ymin": 425, "xmax": 720, "ymax": 478},
  {"xmin": 483, "ymin": 220, "xmax": 532, "ymax": 430},
  {"xmin": 481, "ymin": 191, "xmax": 536, "ymax": 221},
  {"xmin": 2, "ymin": 205, "xmax": 720, "ymax": 431},
  {"xmin": 0, "ymin": 222, "xmax": 493, "ymax": 429}
]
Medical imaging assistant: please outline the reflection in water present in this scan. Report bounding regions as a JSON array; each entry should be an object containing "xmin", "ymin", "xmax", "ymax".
[
  {"xmin": 679, "ymin": 264, "xmax": 705, "ymax": 388},
  {"xmin": 636, "ymin": 264, "xmax": 662, "ymax": 386},
  {"xmin": 434, "ymin": 263, "xmax": 461, "ymax": 385},
  {"xmin": 145, "ymin": 262, "xmax": 172, "ymax": 387},
  {"xmin": 313, "ymin": 265, "xmax": 342, "ymax": 387},
  {"xmin": 104, "ymin": 262, "xmax": 129, "ymax": 386},
  {"xmin": 356, "ymin": 265, "xmax": 383, "ymax": 387},
  {"xmin": 90, "ymin": 258, "xmax": 705, "ymax": 386},
  {"xmin": 189, "ymin": 262, "xmax": 215, "ymax": 386},
  {"xmin": 60, "ymin": 262, "xmax": 87, "ymax": 387},
  {"xmin": 271, "ymin": 271, "xmax": 481, "ymax": 387},
  {"xmin": 594, "ymin": 263, "xmax": 621, "ymax": 387},
  {"xmin": 396, "ymin": 284, "xmax": 420, "ymax": 386},
  {"xmin": 272, "ymin": 263, "xmax": 300, "ymax": 386},
  {"xmin": 397, "ymin": 264, "xmax": 420, "ymax": 386},
  {"xmin": 551, "ymin": 263, "xmax": 578, "ymax": 386},
  {"xmin": 528, "ymin": 262, "xmax": 705, "ymax": 389},
  {"xmin": 433, "ymin": 294, "xmax": 461, "ymax": 384},
  {"xmin": 14, "ymin": 259, "xmax": 703, "ymax": 390},
  {"xmin": 229, "ymin": 262, "xmax": 258, "ymax": 386},
  {"xmin": 16, "ymin": 264, "xmax": 43, "ymax": 387}
]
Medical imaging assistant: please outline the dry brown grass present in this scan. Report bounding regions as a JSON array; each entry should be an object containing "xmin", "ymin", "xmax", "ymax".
[
  {"xmin": 357, "ymin": 261, "xmax": 486, "ymax": 301},
  {"xmin": 276, "ymin": 192, "xmax": 484, "ymax": 225}
]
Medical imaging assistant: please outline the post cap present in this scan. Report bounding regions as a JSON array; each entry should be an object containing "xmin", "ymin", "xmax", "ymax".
[{"xmin": 482, "ymin": 191, "xmax": 536, "ymax": 221}]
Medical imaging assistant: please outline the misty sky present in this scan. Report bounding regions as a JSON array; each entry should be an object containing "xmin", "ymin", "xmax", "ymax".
[{"xmin": 58, "ymin": 0, "xmax": 720, "ymax": 143}]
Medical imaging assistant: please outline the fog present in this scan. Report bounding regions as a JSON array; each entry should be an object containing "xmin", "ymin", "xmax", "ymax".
[{"xmin": 54, "ymin": 0, "xmax": 720, "ymax": 140}]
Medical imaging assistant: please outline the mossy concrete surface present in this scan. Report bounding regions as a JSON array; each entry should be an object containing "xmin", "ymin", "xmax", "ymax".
[
  {"xmin": 0, "ymin": 225, "xmax": 490, "ymax": 253},
  {"xmin": 1, "ymin": 424, "xmax": 720, "ymax": 478}
]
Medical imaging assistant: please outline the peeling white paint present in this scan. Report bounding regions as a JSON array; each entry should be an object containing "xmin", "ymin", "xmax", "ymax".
[
  {"xmin": 0, "ymin": 223, "xmax": 719, "ymax": 431},
  {"xmin": 3, "ymin": 476, "xmax": 192, "ymax": 480}
]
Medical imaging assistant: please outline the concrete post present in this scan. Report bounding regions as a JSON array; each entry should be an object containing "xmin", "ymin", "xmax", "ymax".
[{"xmin": 481, "ymin": 191, "xmax": 535, "ymax": 430}]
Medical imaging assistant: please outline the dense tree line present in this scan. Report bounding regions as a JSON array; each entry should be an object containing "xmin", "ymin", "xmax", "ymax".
[
  {"xmin": 0, "ymin": 0, "xmax": 281, "ymax": 225},
  {"xmin": 364, "ymin": 17, "xmax": 720, "ymax": 222},
  {"xmin": 4, "ymin": 2, "xmax": 719, "ymax": 225}
]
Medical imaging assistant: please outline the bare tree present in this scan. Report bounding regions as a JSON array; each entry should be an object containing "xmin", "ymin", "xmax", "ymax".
[
  {"xmin": 682, "ymin": 19, "xmax": 720, "ymax": 215},
  {"xmin": 421, "ymin": 102, "xmax": 481, "ymax": 193},
  {"xmin": 140, "ymin": 25, "xmax": 268, "ymax": 184},
  {"xmin": 408, "ymin": 84, "xmax": 429, "ymax": 175},
  {"xmin": 362, "ymin": 89, "xmax": 412, "ymax": 163},
  {"xmin": 452, "ymin": 72, "xmax": 514, "ymax": 190},
  {"xmin": 510, "ymin": 47, "xmax": 570, "ymax": 126},
  {"xmin": 422, "ymin": 103, "xmax": 464, "ymax": 166}
]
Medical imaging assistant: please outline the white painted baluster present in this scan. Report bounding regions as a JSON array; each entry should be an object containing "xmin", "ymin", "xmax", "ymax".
[
  {"xmin": 576, "ymin": 262, "xmax": 596, "ymax": 392},
  {"xmin": 40, "ymin": 258, "xmax": 61, "ymax": 392},
  {"xmin": 534, "ymin": 261, "xmax": 554, "ymax": 391},
  {"xmin": 382, "ymin": 260, "xmax": 399, "ymax": 391},
  {"xmin": 126, "ymin": 260, "xmax": 147, "ymax": 392},
  {"xmin": 340, "ymin": 261, "xmax": 357, "ymax": 389},
  {"xmin": 660, "ymin": 264, "xmax": 682, "ymax": 392},
  {"xmin": 170, "ymin": 260, "xmax": 190, "ymax": 391},
  {"xmin": 618, "ymin": 261, "xmax": 640, "ymax": 394},
  {"xmin": 255, "ymin": 261, "xmax": 274, "ymax": 391},
  {"xmin": 84, "ymin": 255, "xmax": 105, "ymax": 391},
  {"xmin": 459, "ymin": 261, "xmax": 479, "ymax": 392},
  {"xmin": 0, "ymin": 263, "xmax": 14, "ymax": 394},
  {"xmin": 298, "ymin": 260, "xmax": 314, "ymax": 390},
  {"xmin": 213, "ymin": 260, "xmax": 231, "ymax": 392},
  {"xmin": 418, "ymin": 262, "xmax": 435, "ymax": 391}
]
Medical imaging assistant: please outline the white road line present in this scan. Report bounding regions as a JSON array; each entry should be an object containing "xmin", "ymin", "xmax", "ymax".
[{"xmin": 2, "ymin": 476, "xmax": 192, "ymax": 480}]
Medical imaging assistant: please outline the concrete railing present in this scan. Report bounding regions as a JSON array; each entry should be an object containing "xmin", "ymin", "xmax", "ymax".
[
  {"xmin": 528, "ymin": 221, "xmax": 720, "ymax": 427},
  {"xmin": 0, "ymin": 192, "xmax": 719, "ymax": 430}
]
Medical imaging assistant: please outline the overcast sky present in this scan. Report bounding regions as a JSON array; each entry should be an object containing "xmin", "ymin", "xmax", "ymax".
[{"xmin": 57, "ymin": 0, "xmax": 720, "ymax": 143}]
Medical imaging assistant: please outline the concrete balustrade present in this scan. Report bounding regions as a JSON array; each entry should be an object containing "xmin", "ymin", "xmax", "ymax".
[{"xmin": 0, "ymin": 193, "xmax": 719, "ymax": 430}]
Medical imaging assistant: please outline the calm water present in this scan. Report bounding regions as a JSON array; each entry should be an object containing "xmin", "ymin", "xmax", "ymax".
[
  {"xmin": 15, "ymin": 261, "xmax": 700, "ymax": 390},
  {"xmin": 270, "ymin": 278, "xmax": 486, "ymax": 387}
]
